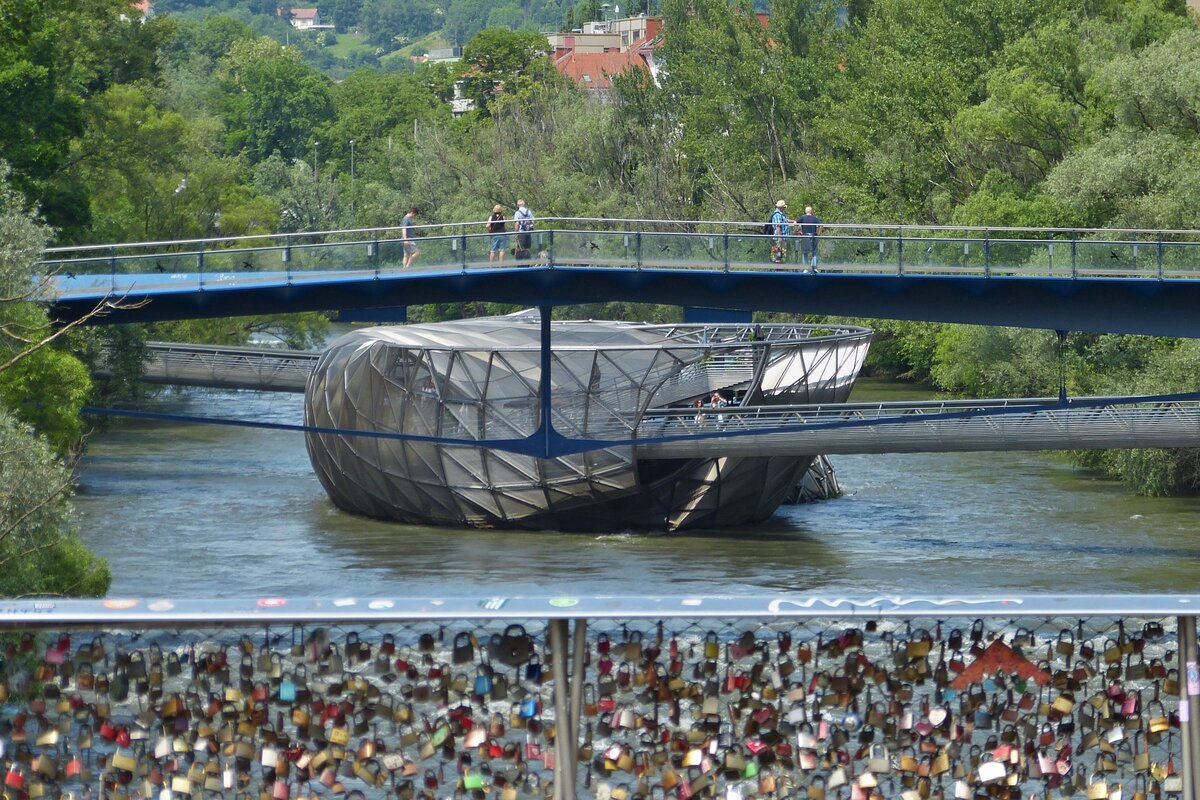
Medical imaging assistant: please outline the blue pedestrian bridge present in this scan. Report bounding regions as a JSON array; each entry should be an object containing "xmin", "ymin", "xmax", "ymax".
[{"xmin": 42, "ymin": 218, "xmax": 1200, "ymax": 337}]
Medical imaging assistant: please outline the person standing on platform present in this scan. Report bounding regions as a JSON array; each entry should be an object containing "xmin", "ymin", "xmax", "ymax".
[
  {"xmin": 487, "ymin": 204, "xmax": 507, "ymax": 264},
  {"xmin": 770, "ymin": 200, "xmax": 790, "ymax": 264},
  {"xmin": 401, "ymin": 206, "xmax": 420, "ymax": 268},
  {"xmin": 797, "ymin": 205, "xmax": 822, "ymax": 272},
  {"xmin": 513, "ymin": 199, "xmax": 534, "ymax": 260}
]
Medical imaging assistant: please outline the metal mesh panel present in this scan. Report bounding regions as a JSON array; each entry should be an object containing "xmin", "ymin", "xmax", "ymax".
[{"xmin": 302, "ymin": 319, "xmax": 871, "ymax": 531}]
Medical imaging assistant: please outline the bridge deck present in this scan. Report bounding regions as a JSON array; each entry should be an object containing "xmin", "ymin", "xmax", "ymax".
[
  {"xmin": 44, "ymin": 220, "xmax": 1200, "ymax": 336},
  {"xmin": 629, "ymin": 397, "xmax": 1200, "ymax": 457},
  {"xmin": 95, "ymin": 342, "xmax": 318, "ymax": 392}
]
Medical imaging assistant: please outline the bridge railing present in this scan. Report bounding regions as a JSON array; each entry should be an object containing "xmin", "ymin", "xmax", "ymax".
[
  {"xmin": 0, "ymin": 596, "xmax": 1197, "ymax": 800},
  {"xmin": 42, "ymin": 220, "xmax": 1200, "ymax": 294}
]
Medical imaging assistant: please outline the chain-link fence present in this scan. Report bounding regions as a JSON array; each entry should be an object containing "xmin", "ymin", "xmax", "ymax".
[{"xmin": 0, "ymin": 602, "xmax": 1195, "ymax": 800}]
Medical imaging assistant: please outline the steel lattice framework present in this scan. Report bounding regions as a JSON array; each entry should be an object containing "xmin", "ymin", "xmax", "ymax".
[{"xmin": 304, "ymin": 316, "xmax": 871, "ymax": 531}]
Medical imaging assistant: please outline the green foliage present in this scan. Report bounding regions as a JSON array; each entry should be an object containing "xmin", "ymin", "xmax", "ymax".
[
  {"xmin": 0, "ymin": 347, "xmax": 91, "ymax": 455},
  {"xmin": 1043, "ymin": 28, "xmax": 1200, "ymax": 229},
  {"xmin": 219, "ymin": 39, "xmax": 335, "ymax": 162},
  {"xmin": 0, "ymin": 410, "xmax": 111, "ymax": 597},
  {"xmin": 0, "ymin": 166, "xmax": 109, "ymax": 597},
  {"xmin": 930, "ymin": 326, "xmax": 1065, "ymax": 398},
  {"xmin": 361, "ymin": 0, "xmax": 439, "ymax": 48},
  {"xmin": 859, "ymin": 320, "xmax": 941, "ymax": 381},
  {"xmin": 458, "ymin": 28, "xmax": 556, "ymax": 110},
  {"xmin": 149, "ymin": 313, "xmax": 331, "ymax": 350}
]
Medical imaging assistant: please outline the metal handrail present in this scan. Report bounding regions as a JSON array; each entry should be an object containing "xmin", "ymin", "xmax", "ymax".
[
  {"xmin": 41, "ymin": 218, "xmax": 1200, "ymax": 257},
  {"xmin": 2, "ymin": 593, "xmax": 1200, "ymax": 622}
]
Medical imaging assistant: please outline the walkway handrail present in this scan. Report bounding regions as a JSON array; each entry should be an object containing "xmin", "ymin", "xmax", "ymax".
[
  {"xmin": 41, "ymin": 218, "xmax": 1200, "ymax": 258},
  {"xmin": 0, "ymin": 593, "xmax": 1199, "ymax": 622}
]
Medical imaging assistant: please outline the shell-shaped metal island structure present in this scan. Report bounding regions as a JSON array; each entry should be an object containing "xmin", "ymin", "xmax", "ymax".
[{"xmin": 305, "ymin": 314, "xmax": 872, "ymax": 531}]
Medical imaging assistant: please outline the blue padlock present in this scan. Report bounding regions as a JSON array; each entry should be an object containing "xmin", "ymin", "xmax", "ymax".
[
  {"xmin": 278, "ymin": 677, "xmax": 297, "ymax": 703},
  {"xmin": 474, "ymin": 667, "xmax": 493, "ymax": 696},
  {"xmin": 518, "ymin": 697, "xmax": 539, "ymax": 719}
]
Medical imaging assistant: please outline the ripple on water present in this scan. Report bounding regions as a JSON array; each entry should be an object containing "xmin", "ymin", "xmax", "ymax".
[{"xmin": 72, "ymin": 385, "xmax": 1200, "ymax": 597}]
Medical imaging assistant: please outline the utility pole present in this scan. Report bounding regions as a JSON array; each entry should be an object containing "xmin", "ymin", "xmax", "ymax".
[{"xmin": 313, "ymin": 141, "xmax": 320, "ymax": 222}]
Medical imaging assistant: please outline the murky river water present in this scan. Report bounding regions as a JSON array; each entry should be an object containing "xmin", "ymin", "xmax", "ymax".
[{"xmin": 72, "ymin": 378, "xmax": 1200, "ymax": 597}]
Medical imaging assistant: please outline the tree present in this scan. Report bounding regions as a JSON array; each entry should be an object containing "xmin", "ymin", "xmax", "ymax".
[
  {"xmin": 459, "ymin": 28, "xmax": 556, "ymax": 111},
  {"xmin": 360, "ymin": 0, "xmax": 439, "ymax": 48},
  {"xmin": 0, "ymin": 411, "xmax": 111, "ymax": 597},
  {"xmin": 1043, "ymin": 27, "xmax": 1200, "ymax": 230},
  {"xmin": 0, "ymin": 0, "xmax": 176, "ymax": 237},
  {"xmin": 0, "ymin": 165, "xmax": 110, "ymax": 596},
  {"xmin": 220, "ymin": 39, "xmax": 335, "ymax": 163}
]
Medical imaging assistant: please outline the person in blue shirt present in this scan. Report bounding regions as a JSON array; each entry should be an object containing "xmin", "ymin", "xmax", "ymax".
[
  {"xmin": 797, "ymin": 206, "xmax": 822, "ymax": 272},
  {"xmin": 770, "ymin": 200, "xmax": 790, "ymax": 264}
]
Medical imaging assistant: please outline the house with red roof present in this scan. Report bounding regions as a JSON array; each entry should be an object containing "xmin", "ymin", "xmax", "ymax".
[
  {"xmin": 549, "ymin": 15, "xmax": 663, "ymax": 92},
  {"xmin": 281, "ymin": 7, "xmax": 322, "ymax": 29}
]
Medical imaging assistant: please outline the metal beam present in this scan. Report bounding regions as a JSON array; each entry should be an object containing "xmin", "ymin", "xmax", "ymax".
[{"xmin": 49, "ymin": 268, "xmax": 1200, "ymax": 338}]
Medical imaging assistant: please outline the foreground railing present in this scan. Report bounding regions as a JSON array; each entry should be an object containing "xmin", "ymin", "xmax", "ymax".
[
  {"xmin": 40, "ymin": 219, "xmax": 1200, "ymax": 296},
  {"xmin": 1, "ymin": 595, "xmax": 1198, "ymax": 800}
]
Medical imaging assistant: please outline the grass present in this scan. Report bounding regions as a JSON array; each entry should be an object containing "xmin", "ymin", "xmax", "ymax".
[{"xmin": 324, "ymin": 31, "xmax": 380, "ymax": 60}]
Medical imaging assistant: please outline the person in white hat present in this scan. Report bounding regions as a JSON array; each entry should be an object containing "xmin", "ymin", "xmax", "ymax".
[
  {"xmin": 487, "ymin": 204, "xmax": 507, "ymax": 264},
  {"xmin": 769, "ymin": 200, "xmax": 790, "ymax": 264}
]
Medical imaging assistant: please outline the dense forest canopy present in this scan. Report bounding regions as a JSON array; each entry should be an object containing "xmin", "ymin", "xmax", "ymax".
[{"xmin": 0, "ymin": 0, "xmax": 1198, "ymax": 574}]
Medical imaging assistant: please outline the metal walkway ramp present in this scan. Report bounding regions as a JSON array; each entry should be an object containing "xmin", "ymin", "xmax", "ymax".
[
  {"xmin": 631, "ymin": 397, "xmax": 1200, "ymax": 457},
  {"xmin": 94, "ymin": 342, "xmax": 318, "ymax": 392}
]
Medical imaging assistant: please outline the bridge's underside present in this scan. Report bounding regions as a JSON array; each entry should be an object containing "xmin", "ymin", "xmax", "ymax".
[{"xmin": 52, "ymin": 266, "xmax": 1200, "ymax": 338}]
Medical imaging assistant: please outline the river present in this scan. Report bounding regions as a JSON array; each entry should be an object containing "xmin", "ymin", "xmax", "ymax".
[{"xmin": 72, "ymin": 377, "xmax": 1200, "ymax": 597}]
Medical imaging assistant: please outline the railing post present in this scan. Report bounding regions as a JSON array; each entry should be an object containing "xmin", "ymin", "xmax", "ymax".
[
  {"xmin": 1179, "ymin": 615, "xmax": 1199, "ymax": 800},
  {"xmin": 569, "ymin": 617, "xmax": 587, "ymax": 783},
  {"xmin": 984, "ymin": 229, "xmax": 991, "ymax": 277},
  {"xmin": 723, "ymin": 228, "xmax": 730, "ymax": 272},
  {"xmin": 1158, "ymin": 232, "xmax": 1165, "ymax": 280},
  {"xmin": 548, "ymin": 229, "xmax": 555, "ymax": 269},
  {"xmin": 109, "ymin": 246, "xmax": 117, "ymax": 294},
  {"xmin": 897, "ymin": 229, "xmax": 904, "ymax": 275},
  {"xmin": 1071, "ymin": 231, "xmax": 1077, "ymax": 278},
  {"xmin": 635, "ymin": 230, "xmax": 642, "ymax": 270},
  {"xmin": 196, "ymin": 245, "xmax": 205, "ymax": 291},
  {"xmin": 549, "ymin": 619, "xmax": 572, "ymax": 800},
  {"xmin": 460, "ymin": 224, "xmax": 467, "ymax": 271}
]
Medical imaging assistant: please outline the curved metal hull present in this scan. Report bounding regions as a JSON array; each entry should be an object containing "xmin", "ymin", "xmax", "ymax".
[{"xmin": 304, "ymin": 318, "xmax": 870, "ymax": 531}]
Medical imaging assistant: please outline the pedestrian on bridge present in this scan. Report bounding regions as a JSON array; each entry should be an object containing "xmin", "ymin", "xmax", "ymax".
[
  {"xmin": 770, "ymin": 200, "xmax": 790, "ymax": 264},
  {"xmin": 487, "ymin": 205, "xmax": 507, "ymax": 264},
  {"xmin": 402, "ymin": 206, "xmax": 420, "ymax": 268},
  {"xmin": 514, "ymin": 199, "xmax": 534, "ymax": 260},
  {"xmin": 797, "ymin": 205, "xmax": 822, "ymax": 272}
]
